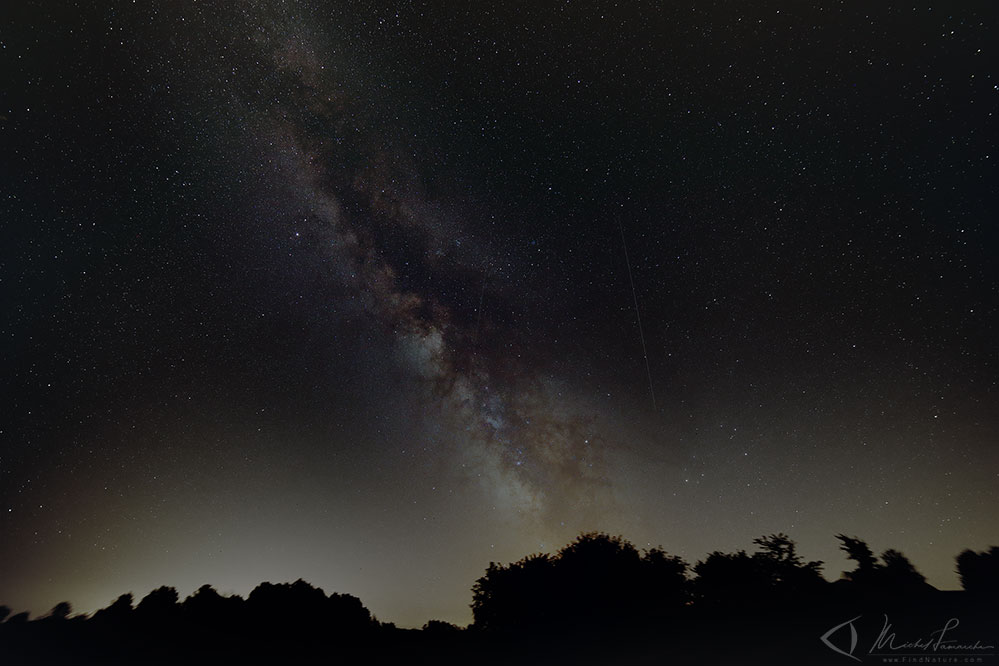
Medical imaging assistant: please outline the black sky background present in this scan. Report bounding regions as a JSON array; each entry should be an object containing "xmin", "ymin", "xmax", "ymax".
[{"xmin": 2, "ymin": 1, "xmax": 996, "ymax": 626}]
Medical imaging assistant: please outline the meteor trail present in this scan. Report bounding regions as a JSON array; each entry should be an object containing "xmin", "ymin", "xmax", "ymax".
[{"xmin": 619, "ymin": 217, "xmax": 657, "ymax": 412}]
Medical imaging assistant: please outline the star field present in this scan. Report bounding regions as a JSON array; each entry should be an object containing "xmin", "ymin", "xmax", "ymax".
[{"xmin": 1, "ymin": 1, "xmax": 996, "ymax": 627}]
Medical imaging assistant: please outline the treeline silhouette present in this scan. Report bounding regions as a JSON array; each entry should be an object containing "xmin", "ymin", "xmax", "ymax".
[{"xmin": 1, "ymin": 535, "xmax": 996, "ymax": 665}]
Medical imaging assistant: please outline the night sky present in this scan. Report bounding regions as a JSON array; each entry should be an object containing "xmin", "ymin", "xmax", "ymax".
[{"xmin": 2, "ymin": 1, "xmax": 996, "ymax": 628}]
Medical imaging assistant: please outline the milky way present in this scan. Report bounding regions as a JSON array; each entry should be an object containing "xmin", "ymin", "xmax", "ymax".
[{"xmin": 233, "ymin": 12, "xmax": 619, "ymax": 527}]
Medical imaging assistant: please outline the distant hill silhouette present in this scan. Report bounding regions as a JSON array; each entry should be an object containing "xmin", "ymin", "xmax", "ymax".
[{"xmin": 1, "ymin": 533, "xmax": 996, "ymax": 665}]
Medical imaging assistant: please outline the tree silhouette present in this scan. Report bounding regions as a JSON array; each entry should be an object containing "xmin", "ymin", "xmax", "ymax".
[
  {"xmin": 471, "ymin": 552, "xmax": 555, "ymax": 632},
  {"xmin": 92, "ymin": 593, "xmax": 133, "ymax": 625},
  {"xmin": 0, "ymin": 578, "xmax": 379, "ymax": 665},
  {"xmin": 422, "ymin": 619, "xmax": 461, "ymax": 634},
  {"xmin": 751, "ymin": 533, "xmax": 824, "ymax": 595},
  {"xmin": 693, "ymin": 535, "xmax": 821, "ymax": 607},
  {"xmin": 135, "ymin": 585, "xmax": 181, "ymax": 631},
  {"xmin": 137, "ymin": 586, "xmax": 179, "ymax": 613},
  {"xmin": 836, "ymin": 535, "xmax": 932, "ymax": 597},
  {"xmin": 247, "ymin": 579, "xmax": 328, "ymax": 630},
  {"xmin": 554, "ymin": 532, "xmax": 644, "ymax": 628},
  {"xmin": 327, "ymin": 591, "xmax": 373, "ymax": 632},
  {"xmin": 472, "ymin": 533, "xmax": 688, "ymax": 634},
  {"xmin": 47, "ymin": 601, "xmax": 72, "ymax": 621},
  {"xmin": 6, "ymin": 611, "xmax": 29, "ymax": 624},
  {"xmin": 183, "ymin": 584, "xmax": 243, "ymax": 631},
  {"xmin": 880, "ymin": 548, "xmax": 928, "ymax": 591},
  {"xmin": 0, "ymin": 533, "xmax": 991, "ymax": 666},
  {"xmin": 956, "ymin": 546, "xmax": 999, "ymax": 596},
  {"xmin": 693, "ymin": 550, "xmax": 767, "ymax": 607},
  {"xmin": 641, "ymin": 546, "xmax": 689, "ymax": 614},
  {"xmin": 752, "ymin": 533, "xmax": 817, "ymax": 570},
  {"xmin": 836, "ymin": 534, "xmax": 879, "ymax": 584}
]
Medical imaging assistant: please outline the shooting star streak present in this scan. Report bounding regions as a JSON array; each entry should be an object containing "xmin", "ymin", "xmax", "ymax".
[
  {"xmin": 619, "ymin": 217, "xmax": 657, "ymax": 412},
  {"xmin": 473, "ymin": 270, "xmax": 488, "ymax": 346}
]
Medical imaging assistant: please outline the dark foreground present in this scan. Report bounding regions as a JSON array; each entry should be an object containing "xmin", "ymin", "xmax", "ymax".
[
  {"xmin": 4, "ymin": 534, "xmax": 996, "ymax": 665},
  {"xmin": 1, "ymin": 592, "xmax": 995, "ymax": 666}
]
